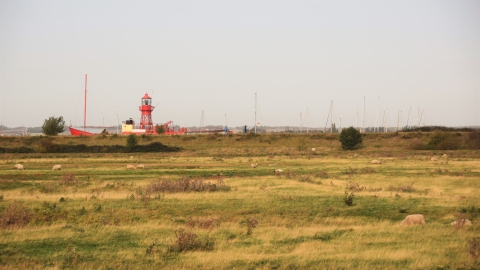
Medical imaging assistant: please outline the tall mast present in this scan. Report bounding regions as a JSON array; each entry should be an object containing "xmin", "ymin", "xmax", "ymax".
[
  {"xmin": 382, "ymin": 110, "xmax": 386, "ymax": 132},
  {"xmin": 84, "ymin": 74, "xmax": 87, "ymax": 131},
  {"xmin": 300, "ymin": 113, "xmax": 302, "ymax": 133},
  {"xmin": 329, "ymin": 100, "xmax": 333, "ymax": 133},
  {"xmin": 339, "ymin": 115, "xmax": 342, "ymax": 132},
  {"xmin": 420, "ymin": 110, "xmax": 424, "ymax": 126},
  {"xmin": 254, "ymin": 93, "xmax": 257, "ymax": 134},
  {"xmin": 384, "ymin": 108, "xmax": 389, "ymax": 133},
  {"xmin": 361, "ymin": 96, "xmax": 365, "ymax": 133},
  {"xmin": 416, "ymin": 108, "xmax": 420, "ymax": 127},
  {"xmin": 306, "ymin": 108, "xmax": 309, "ymax": 134},
  {"xmin": 396, "ymin": 110, "xmax": 400, "ymax": 132},
  {"xmin": 400, "ymin": 110, "xmax": 402, "ymax": 131},
  {"xmin": 406, "ymin": 106, "xmax": 412, "ymax": 129},
  {"xmin": 355, "ymin": 108, "xmax": 358, "ymax": 130},
  {"xmin": 374, "ymin": 97, "xmax": 380, "ymax": 132}
]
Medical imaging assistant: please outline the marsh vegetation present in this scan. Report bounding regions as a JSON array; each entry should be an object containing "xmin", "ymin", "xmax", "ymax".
[{"xmin": 0, "ymin": 132, "xmax": 479, "ymax": 269}]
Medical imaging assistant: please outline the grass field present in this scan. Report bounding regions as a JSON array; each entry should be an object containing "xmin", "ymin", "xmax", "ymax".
[{"xmin": 1, "ymin": 133, "xmax": 479, "ymax": 269}]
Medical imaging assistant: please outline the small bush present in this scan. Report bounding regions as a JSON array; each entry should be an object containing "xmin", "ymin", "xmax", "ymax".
[
  {"xmin": 343, "ymin": 192, "xmax": 355, "ymax": 206},
  {"xmin": 146, "ymin": 237, "xmax": 158, "ymax": 255},
  {"xmin": 126, "ymin": 134, "xmax": 139, "ymax": 152},
  {"xmin": 315, "ymin": 171, "xmax": 329, "ymax": 179},
  {"xmin": 339, "ymin": 127, "xmax": 363, "ymax": 150},
  {"xmin": 60, "ymin": 173, "xmax": 78, "ymax": 186},
  {"xmin": 40, "ymin": 183, "xmax": 59, "ymax": 193},
  {"xmin": 346, "ymin": 182, "xmax": 365, "ymax": 192},
  {"xmin": 240, "ymin": 216, "xmax": 259, "ymax": 235},
  {"xmin": 42, "ymin": 116, "xmax": 66, "ymax": 136},
  {"xmin": 386, "ymin": 184, "xmax": 415, "ymax": 193},
  {"xmin": 298, "ymin": 175, "xmax": 313, "ymax": 183},
  {"xmin": 146, "ymin": 178, "xmax": 231, "ymax": 193},
  {"xmin": 0, "ymin": 201, "xmax": 32, "ymax": 229},
  {"xmin": 468, "ymin": 238, "xmax": 480, "ymax": 262},
  {"xmin": 284, "ymin": 170, "xmax": 297, "ymax": 179},
  {"xmin": 186, "ymin": 217, "xmax": 221, "ymax": 230},
  {"xmin": 168, "ymin": 228, "xmax": 214, "ymax": 253},
  {"xmin": 155, "ymin": 125, "xmax": 166, "ymax": 134}
]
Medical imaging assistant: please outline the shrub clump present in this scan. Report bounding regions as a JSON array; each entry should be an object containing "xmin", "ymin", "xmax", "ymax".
[
  {"xmin": 386, "ymin": 183, "xmax": 415, "ymax": 193},
  {"xmin": 0, "ymin": 201, "xmax": 32, "ymax": 229},
  {"xmin": 147, "ymin": 178, "xmax": 231, "ymax": 193},
  {"xmin": 339, "ymin": 127, "xmax": 363, "ymax": 150},
  {"xmin": 60, "ymin": 173, "xmax": 78, "ymax": 186},
  {"xmin": 126, "ymin": 134, "xmax": 139, "ymax": 152},
  {"xmin": 426, "ymin": 132, "xmax": 460, "ymax": 150},
  {"xmin": 343, "ymin": 192, "xmax": 355, "ymax": 206},
  {"xmin": 240, "ymin": 216, "xmax": 259, "ymax": 235},
  {"xmin": 346, "ymin": 182, "xmax": 366, "ymax": 192},
  {"xmin": 186, "ymin": 217, "xmax": 221, "ymax": 230},
  {"xmin": 42, "ymin": 116, "xmax": 66, "ymax": 136},
  {"xmin": 469, "ymin": 238, "xmax": 480, "ymax": 262},
  {"xmin": 168, "ymin": 228, "xmax": 214, "ymax": 253}
]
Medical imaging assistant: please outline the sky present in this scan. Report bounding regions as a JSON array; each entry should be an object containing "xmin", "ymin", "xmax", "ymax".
[{"xmin": 1, "ymin": 0, "xmax": 479, "ymax": 129}]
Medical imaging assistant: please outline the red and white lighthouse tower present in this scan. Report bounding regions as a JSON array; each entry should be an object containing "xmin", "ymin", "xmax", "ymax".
[{"xmin": 139, "ymin": 93, "xmax": 155, "ymax": 133}]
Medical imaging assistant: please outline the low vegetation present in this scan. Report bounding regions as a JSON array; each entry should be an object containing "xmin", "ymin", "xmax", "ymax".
[{"xmin": 0, "ymin": 131, "xmax": 479, "ymax": 269}]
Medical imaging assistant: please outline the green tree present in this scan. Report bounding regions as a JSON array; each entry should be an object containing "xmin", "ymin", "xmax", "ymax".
[
  {"xmin": 126, "ymin": 134, "xmax": 139, "ymax": 151},
  {"xmin": 42, "ymin": 116, "xmax": 66, "ymax": 136},
  {"xmin": 155, "ymin": 125, "xmax": 166, "ymax": 134},
  {"xmin": 339, "ymin": 127, "xmax": 362, "ymax": 150}
]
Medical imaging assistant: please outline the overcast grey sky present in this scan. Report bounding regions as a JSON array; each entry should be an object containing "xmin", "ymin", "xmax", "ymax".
[{"xmin": 1, "ymin": 0, "xmax": 479, "ymax": 129}]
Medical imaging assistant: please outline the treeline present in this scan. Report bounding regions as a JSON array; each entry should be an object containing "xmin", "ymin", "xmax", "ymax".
[{"xmin": 403, "ymin": 126, "xmax": 478, "ymax": 132}]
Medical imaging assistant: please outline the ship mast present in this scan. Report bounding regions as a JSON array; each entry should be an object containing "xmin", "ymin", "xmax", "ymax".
[
  {"xmin": 254, "ymin": 93, "xmax": 257, "ymax": 134},
  {"xmin": 84, "ymin": 74, "xmax": 87, "ymax": 131}
]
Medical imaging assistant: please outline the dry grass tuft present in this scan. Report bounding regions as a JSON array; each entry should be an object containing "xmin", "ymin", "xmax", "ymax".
[
  {"xmin": 60, "ymin": 173, "xmax": 78, "ymax": 186},
  {"xmin": 186, "ymin": 217, "xmax": 221, "ymax": 230},
  {"xmin": 0, "ymin": 201, "xmax": 32, "ymax": 229}
]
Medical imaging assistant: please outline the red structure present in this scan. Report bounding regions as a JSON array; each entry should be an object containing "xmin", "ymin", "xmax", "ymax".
[
  {"xmin": 139, "ymin": 93, "xmax": 155, "ymax": 133},
  {"xmin": 122, "ymin": 93, "xmax": 186, "ymax": 135}
]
